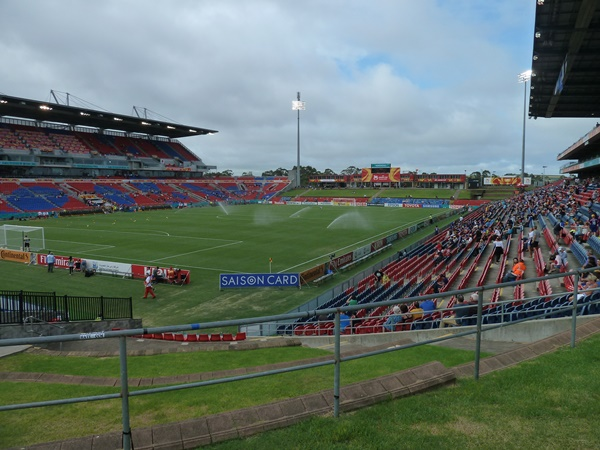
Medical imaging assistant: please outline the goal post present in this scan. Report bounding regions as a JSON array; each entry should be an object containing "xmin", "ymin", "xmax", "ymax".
[
  {"xmin": 0, "ymin": 225, "xmax": 46, "ymax": 251},
  {"xmin": 332, "ymin": 198, "xmax": 357, "ymax": 207}
]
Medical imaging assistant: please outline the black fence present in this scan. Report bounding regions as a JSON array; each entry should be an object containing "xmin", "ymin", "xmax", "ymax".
[{"xmin": 0, "ymin": 290, "xmax": 133, "ymax": 324}]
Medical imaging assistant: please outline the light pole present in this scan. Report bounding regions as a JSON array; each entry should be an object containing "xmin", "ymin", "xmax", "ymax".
[
  {"xmin": 518, "ymin": 70, "xmax": 532, "ymax": 189},
  {"xmin": 542, "ymin": 165, "xmax": 547, "ymax": 186},
  {"xmin": 292, "ymin": 92, "xmax": 305, "ymax": 188}
]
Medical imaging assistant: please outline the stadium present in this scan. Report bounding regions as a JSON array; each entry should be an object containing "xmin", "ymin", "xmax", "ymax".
[{"xmin": 2, "ymin": 1, "xmax": 600, "ymax": 448}]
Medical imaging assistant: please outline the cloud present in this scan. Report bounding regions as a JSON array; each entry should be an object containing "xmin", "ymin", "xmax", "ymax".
[{"xmin": 0, "ymin": 0, "xmax": 596, "ymax": 176}]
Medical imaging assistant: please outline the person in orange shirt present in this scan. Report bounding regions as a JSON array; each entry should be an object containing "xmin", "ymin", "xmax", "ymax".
[
  {"xmin": 167, "ymin": 267, "xmax": 176, "ymax": 284},
  {"xmin": 503, "ymin": 258, "xmax": 526, "ymax": 283}
]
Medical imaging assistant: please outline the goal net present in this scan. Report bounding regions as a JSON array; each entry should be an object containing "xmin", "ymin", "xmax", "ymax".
[
  {"xmin": 332, "ymin": 198, "xmax": 357, "ymax": 207},
  {"xmin": 0, "ymin": 225, "xmax": 46, "ymax": 251}
]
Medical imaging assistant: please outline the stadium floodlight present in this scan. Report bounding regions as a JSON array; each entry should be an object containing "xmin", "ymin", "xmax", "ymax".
[
  {"xmin": 542, "ymin": 165, "xmax": 547, "ymax": 185},
  {"xmin": 292, "ymin": 92, "xmax": 306, "ymax": 188},
  {"xmin": 518, "ymin": 70, "xmax": 532, "ymax": 188},
  {"xmin": 0, "ymin": 225, "xmax": 45, "ymax": 251}
]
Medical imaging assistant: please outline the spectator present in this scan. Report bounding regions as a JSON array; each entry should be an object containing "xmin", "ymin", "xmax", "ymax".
[
  {"xmin": 374, "ymin": 269, "xmax": 383, "ymax": 285},
  {"xmin": 503, "ymin": 258, "xmax": 526, "ymax": 283},
  {"xmin": 432, "ymin": 273, "xmax": 448, "ymax": 293},
  {"xmin": 383, "ymin": 305, "xmax": 406, "ymax": 332},
  {"xmin": 557, "ymin": 247, "xmax": 569, "ymax": 270},
  {"xmin": 410, "ymin": 301, "xmax": 424, "ymax": 320},
  {"xmin": 167, "ymin": 267, "xmax": 176, "ymax": 284},
  {"xmin": 46, "ymin": 252, "xmax": 55, "ymax": 273},
  {"xmin": 583, "ymin": 249, "xmax": 598, "ymax": 270},
  {"xmin": 492, "ymin": 236, "xmax": 505, "ymax": 263},
  {"xmin": 420, "ymin": 298, "xmax": 436, "ymax": 313},
  {"xmin": 346, "ymin": 296, "xmax": 360, "ymax": 332},
  {"xmin": 381, "ymin": 272, "xmax": 391, "ymax": 285},
  {"xmin": 339, "ymin": 312, "xmax": 351, "ymax": 333},
  {"xmin": 442, "ymin": 294, "xmax": 471, "ymax": 327},
  {"xmin": 527, "ymin": 226, "xmax": 540, "ymax": 258}
]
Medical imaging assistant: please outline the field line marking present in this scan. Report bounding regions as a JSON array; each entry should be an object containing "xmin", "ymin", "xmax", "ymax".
[
  {"xmin": 281, "ymin": 216, "xmax": 426, "ymax": 273},
  {"xmin": 150, "ymin": 241, "xmax": 243, "ymax": 263},
  {"xmin": 55, "ymin": 227, "xmax": 238, "ymax": 243}
]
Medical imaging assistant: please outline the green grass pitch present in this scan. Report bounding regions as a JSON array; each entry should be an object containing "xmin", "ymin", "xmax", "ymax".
[{"xmin": 1, "ymin": 204, "xmax": 440, "ymax": 327}]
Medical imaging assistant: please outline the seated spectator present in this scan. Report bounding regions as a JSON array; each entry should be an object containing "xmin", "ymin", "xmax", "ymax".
[
  {"xmin": 345, "ymin": 296, "xmax": 360, "ymax": 332},
  {"xmin": 547, "ymin": 251, "xmax": 565, "ymax": 273},
  {"xmin": 441, "ymin": 294, "xmax": 471, "ymax": 327},
  {"xmin": 167, "ymin": 267, "xmax": 176, "ymax": 284},
  {"xmin": 339, "ymin": 312, "xmax": 351, "ymax": 333},
  {"xmin": 383, "ymin": 304, "xmax": 410, "ymax": 332},
  {"xmin": 374, "ymin": 269, "xmax": 383, "ymax": 285},
  {"xmin": 410, "ymin": 301, "xmax": 424, "ymax": 320},
  {"xmin": 582, "ymin": 249, "xmax": 598, "ymax": 270},
  {"xmin": 381, "ymin": 272, "xmax": 391, "ymax": 285},
  {"xmin": 432, "ymin": 273, "xmax": 448, "ymax": 293},
  {"xmin": 503, "ymin": 258, "xmax": 526, "ymax": 283},
  {"xmin": 557, "ymin": 247, "xmax": 569, "ymax": 271},
  {"xmin": 420, "ymin": 298, "xmax": 437, "ymax": 313}
]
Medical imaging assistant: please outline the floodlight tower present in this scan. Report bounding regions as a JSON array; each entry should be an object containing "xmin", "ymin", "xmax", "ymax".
[
  {"xmin": 292, "ymin": 92, "xmax": 306, "ymax": 188},
  {"xmin": 542, "ymin": 165, "xmax": 547, "ymax": 186},
  {"xmin": 518, "ymin": 70, "xmax": 532, "ymax": 188}
]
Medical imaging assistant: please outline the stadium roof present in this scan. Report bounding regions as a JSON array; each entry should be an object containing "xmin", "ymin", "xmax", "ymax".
[
  {"xmin": 0, "ymin": 93, "xmax": 218, "ymax": 139},
  {"xmin": 529, "ymin": 0, "xmax": 600, "ymax": 118}
]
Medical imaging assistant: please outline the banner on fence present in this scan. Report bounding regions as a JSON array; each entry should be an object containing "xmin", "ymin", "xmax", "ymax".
[
  {"xmin": 300, "ymin": 264, "xmax": 326, "ymax": 285},
  {"xmin": 0, "ymin": 249, "xmax": 31, "ymax": 264},
  {"xmin": 131, "ymin": 265, "xmax": 191, "ymax": 285},
  {"xmin": 219, "ymin": 273, "xmax": 300, "ymax": 289}
]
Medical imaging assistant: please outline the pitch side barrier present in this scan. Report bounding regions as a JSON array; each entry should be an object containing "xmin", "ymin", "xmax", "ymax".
[
  {"xmin": 295, "ymin": 207, "xmax": 465, "ymax": 307},
  {"xmin": 1, "ymin": 271, "xmax": 596, "ymax": 450}
]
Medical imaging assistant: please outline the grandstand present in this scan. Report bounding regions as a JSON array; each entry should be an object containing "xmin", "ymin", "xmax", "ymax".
[
  {"xmin": 3, "ymin": 2, "xmax": 600, "ymax": 448},
  {"xmin": 0, "ymin": 93, "xmax": 218, "ymax": 179}
]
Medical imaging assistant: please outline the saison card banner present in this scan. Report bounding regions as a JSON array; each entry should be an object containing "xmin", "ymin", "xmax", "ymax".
[{"xmin": 220, "ymin": 273, "xmax": 300, "ymax": 289}]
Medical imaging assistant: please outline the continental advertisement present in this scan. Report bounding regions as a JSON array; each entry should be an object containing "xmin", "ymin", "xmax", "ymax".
[
  {"xmin": 484, "ymin": 176, "xmax": 532, "ymax": 186},
  {"xmin": 0, "ymin": 249, "xmax": 31, "ymax": 264},
  {"xmin": 361, "ymin": 167, "xmax": 401, "ymax": 183}
]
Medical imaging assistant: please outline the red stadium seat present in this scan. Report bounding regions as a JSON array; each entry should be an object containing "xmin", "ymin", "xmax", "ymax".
[{"xmin": 234, "ymin": 332, "xmax": 246, "ymax": 341}]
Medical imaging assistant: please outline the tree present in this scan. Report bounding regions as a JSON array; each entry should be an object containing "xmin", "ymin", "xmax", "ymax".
[
  {"xmin": 323, "ymin": 168, "xmax": 336, "ymax": 175},
  {"xmin": 241, "ymin": 171, "xmax": 253, "ymax": 177},
  {"xmin": 262, "ymin": 167, "xmax": 289, "ymax": 177},
  {"xmin": 341, "ymin": 166, "xmax": 361, "ymax": 175}
]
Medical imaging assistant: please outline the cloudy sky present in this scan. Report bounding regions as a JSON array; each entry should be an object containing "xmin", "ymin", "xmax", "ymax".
[{"xmin": 1, "ymin": 0, "xmax": 596, "ymax": 177}]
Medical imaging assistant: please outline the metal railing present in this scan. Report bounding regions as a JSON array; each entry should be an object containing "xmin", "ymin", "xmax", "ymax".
[
  {"xmin": 0, "ymin": 270, "xmax": 598, "ymax": 450},
  {"xmin": 0, "ymin": 290, "xmax": 133, "ymax": 324}
]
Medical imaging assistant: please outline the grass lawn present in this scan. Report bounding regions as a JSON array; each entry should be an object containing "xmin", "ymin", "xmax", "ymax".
[
  {"xmin": 1, "ymin": 204, "xmax": 450, "ymax": 327},
  {"xmin": 206, "ymin": 334, "xmax": 600, "ymax": 449},
  {"xmin": 0, "ymin": 344, "xmax": 479, "ymax": 447}
]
